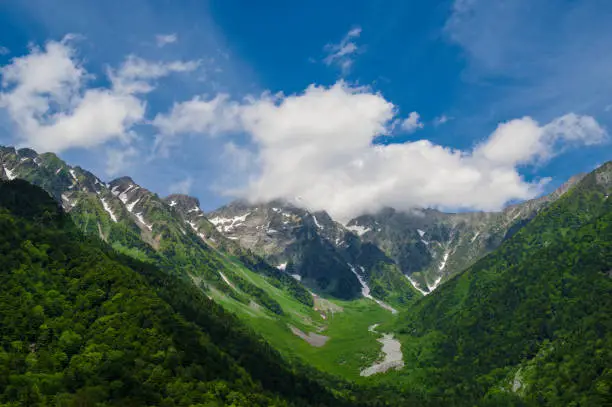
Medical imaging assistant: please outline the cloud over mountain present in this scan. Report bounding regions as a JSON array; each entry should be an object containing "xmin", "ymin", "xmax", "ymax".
[{"xmin": 153, "ymin": 81, "xmax": 607, "ymax": 220}]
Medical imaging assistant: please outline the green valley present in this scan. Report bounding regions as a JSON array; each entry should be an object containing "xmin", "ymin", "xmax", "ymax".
[{"xmin": 190, "ymin": 242, "xmax": 401, "ymax": 380}]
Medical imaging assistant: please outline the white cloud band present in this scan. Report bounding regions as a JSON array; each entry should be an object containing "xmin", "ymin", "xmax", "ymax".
[{"xmin": 153, "ymin": 81, "xmax": 607, "ymax": 220}]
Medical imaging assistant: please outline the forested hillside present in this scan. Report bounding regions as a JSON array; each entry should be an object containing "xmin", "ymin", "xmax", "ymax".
[
  {"xmin": 388, "ymin": 162, "xmax": 612, "ymax": 405},
  {"xmin": 0, "ymin": 179, "xmax": 431, "ymax": 407}
]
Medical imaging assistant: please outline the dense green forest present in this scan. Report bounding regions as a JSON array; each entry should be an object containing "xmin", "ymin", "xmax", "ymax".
[
  {"xmin": 386, "ymin": 163, "xmax": 612, "ymax": 405},
  {"xmin": 0, "ymin": 179, "xmax": 433, "ymax": 406}
]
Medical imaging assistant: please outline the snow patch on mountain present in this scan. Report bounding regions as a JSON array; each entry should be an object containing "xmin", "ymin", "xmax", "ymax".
[
  {"xmin": 312, "ymin": 215, "xmax": 322, "ymax": 229},
  {"xmin": 406, "ymin": 275, "xmax": 429, "ymax": 296},
  {"xmin": 135, "ymin": 212, "xmax": 153, "ymax": 231},
  {"xmin": 349, "ymin": 264, "xmax": 397, "ymax": 313},
  {"xmin": 100, "ymin": 198, "xmax": 118, "ymax": 222},
  {"xmin": 209, "ymin": 212, "xmax": 251, "ymax": 232},
  {"xmin": 3, "ymin": 165, "xmax": 16, "ymax": 180},
  {"xmin": 427, "ymin": 275, "xmax": 443, "ymax": 292},
  {"xmin": 186, "ymin": 220, "xmax": 199, "ymax": 232},
  {"xmin": 126, "ymin": 198, "xmax": 140, "ymax": 213},
  {"xmin": 117, "ymin": 185, "xmax": 138, "ymax": 204},
  {"xmin": 346, "ymin": 224, "xmax": 370, "ymax": 236},
  {"xmin": 439, "ymin": 251, "xmax": 450, "ymax": 271},
  {"xmin": 61, "ymin": 193, "xmax": 78, "ymax": 209},
  {"xmin": 349, "ymin": 264, "xmax": 372, "ymax": 299}
]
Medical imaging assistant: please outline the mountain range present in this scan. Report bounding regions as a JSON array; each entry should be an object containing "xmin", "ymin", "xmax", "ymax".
[
  {"xmin": 1, "ymin": 145, "xmax": 582, "ymax": 304},
  {"xmin": 207, "ymin": 170, "xmax": 584, "ymax": 298},
  {"xmin": 1, "ymin": 144, "xmax": 611, "ymax": 406}
]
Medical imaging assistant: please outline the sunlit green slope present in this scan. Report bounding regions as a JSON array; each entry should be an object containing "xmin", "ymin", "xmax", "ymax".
[{"xmin": 388, "ymin": 162, "xmax": 612, "ymax": 406}]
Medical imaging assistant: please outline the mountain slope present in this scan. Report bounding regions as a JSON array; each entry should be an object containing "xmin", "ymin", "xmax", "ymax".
[
  {"xmin": 164, "ymin": 193, "xmax": 314, "ymax": 306},
  {"xmin": 388, "ymin": 162, "xmax": 612, "ymax": 405},
  {"xmin": 0, "ymin": 146, "xmax": 311, "ymax": 314},
  {"xmin": 348, "ymin": 174, "xmax": 585, "ymax": 294}
]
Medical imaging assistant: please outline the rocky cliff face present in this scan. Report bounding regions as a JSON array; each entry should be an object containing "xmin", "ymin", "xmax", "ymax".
[{"xmin": 207, "ymin": 200, "xmax": 420, "ymax": 302}]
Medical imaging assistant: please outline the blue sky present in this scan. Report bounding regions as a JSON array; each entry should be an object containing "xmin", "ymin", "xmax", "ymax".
[{"xmin": 1, "ymin": 0, "xmax": 611, "ymax": 218}]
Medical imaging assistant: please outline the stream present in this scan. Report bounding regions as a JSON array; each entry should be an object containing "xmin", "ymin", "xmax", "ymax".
[{"xmin": 360, "ymin": 324, "xmax": 404, "ymax": 376}]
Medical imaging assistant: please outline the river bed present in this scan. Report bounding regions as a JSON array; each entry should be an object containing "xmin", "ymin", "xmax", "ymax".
[{"xmin": 360, "ymin": 324, "xmax": 404, "ymax": 376}]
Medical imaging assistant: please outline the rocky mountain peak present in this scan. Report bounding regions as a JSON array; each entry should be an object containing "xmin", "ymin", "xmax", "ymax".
[
  {"xmin": 165, "ymin": 194, "xmax": 201, "ymax": 212},
  {"xmin": 110, "ymin": 176, "xmax": 137, "ymax": 187},
  {"xmin": 0, "ymin": 146, "xmax": 16, "ymax": 156},
  {"xmin": 16, "ymin": 148, "xmax": 38, "ymax": 159},
  {"xmin": 206, "ymin": 198, "xmax": 418, "ymax": 302}
]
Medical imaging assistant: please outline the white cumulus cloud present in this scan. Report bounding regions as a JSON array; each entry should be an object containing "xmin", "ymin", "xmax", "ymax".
[
  {"xmin": 109, "ymin": 55, "xmax": 200, "ymax": 94},
  {"xmin": 401, "ymin": 111, "xmax": 424, "ymax": 133},
  {"xmin": 153, "ymin": 81, "xmax": 608, "ymax": 220},
  {"xmin": 0, "ymin": 35, "xmax": 199, "ymax": 154},
  {"xmin": 152, "ymin": 93, "xmax": 241, "ymax": 156},
  {"xmin": 474, "ymin": 113, "xmax": 607, "ymax": 167}
]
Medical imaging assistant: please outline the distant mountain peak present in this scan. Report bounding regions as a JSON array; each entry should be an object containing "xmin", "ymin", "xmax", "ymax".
[
  {"xmin": 16, "ymin": 147, "xmax": 38, "ymax": 159},
  {"xmin": 164, "ymin": 194, "xmax": 201, "ymax": 211},
  {"xmin": 110, "ymin": 175, "xmax": 137, "ymax": 186}
]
